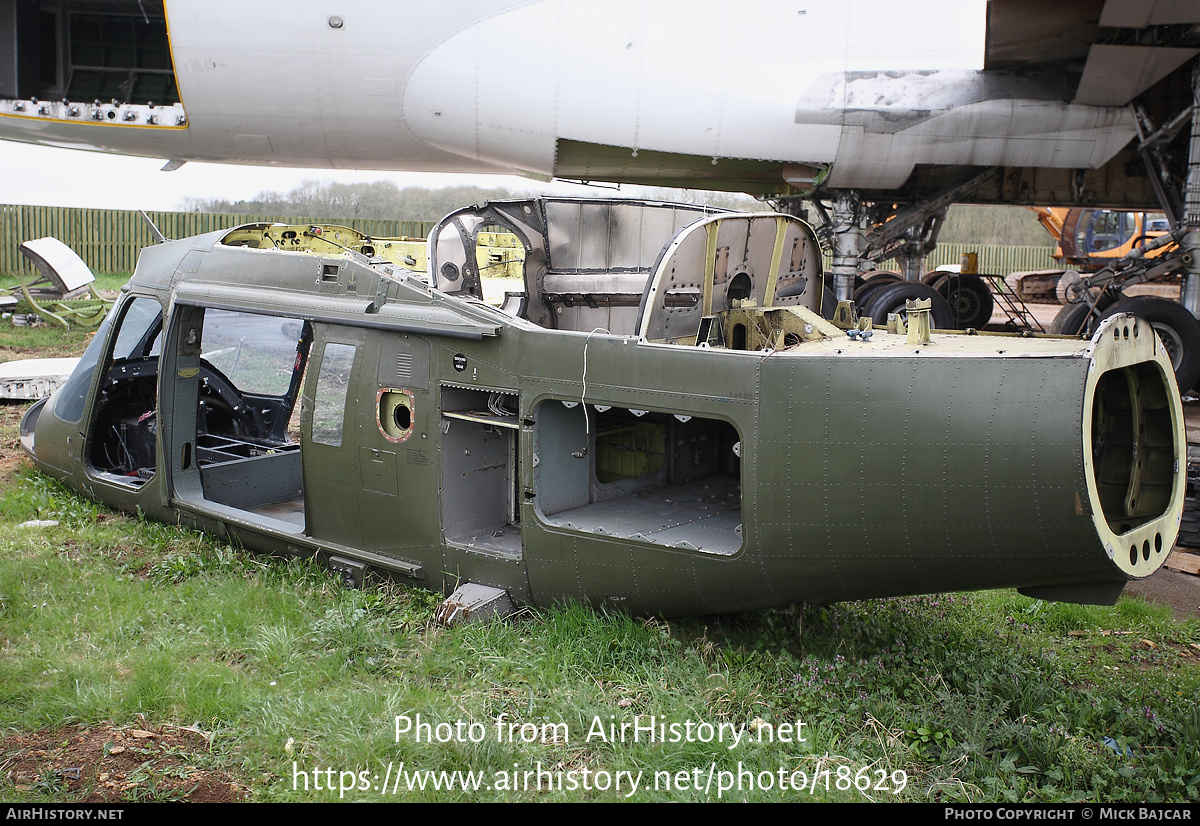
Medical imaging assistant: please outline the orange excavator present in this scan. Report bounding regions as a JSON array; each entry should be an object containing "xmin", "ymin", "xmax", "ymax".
[{"xmin": 1030, "ymin": 208, "xmax": 1172, "ymax": 271}]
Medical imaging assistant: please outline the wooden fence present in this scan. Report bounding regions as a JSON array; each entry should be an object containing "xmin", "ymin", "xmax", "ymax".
[
  {"xmin": 916, "ymin": 242, "xmax": 1058, "ymax": 274},
  {"xmin": 823, "ymin": 243, "xmax": 1058, "ymax": 276},
  {"xmin": 2, "ymin": 203, "xmax": 1058, "ymax": 279},
  {"xmin": 1, "ymin": 204, "xmax": 435, "ymax": 277}
]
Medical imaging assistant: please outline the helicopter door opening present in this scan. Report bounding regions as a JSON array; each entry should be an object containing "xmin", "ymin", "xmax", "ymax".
[
  {"xmin": 533, "ymin": 403, "xmax": 743, "ymax": 555},
  {"xmin": 440, "ymin": 386, "xmax": 522, "ymax": 557},
  {"xmin": 165, "ymin": 305, "xmax": 311, "ymax": 532}
]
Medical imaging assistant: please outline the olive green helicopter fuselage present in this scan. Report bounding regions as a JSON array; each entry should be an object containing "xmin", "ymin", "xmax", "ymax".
[{"xmin": 20, "ymin": 198, "xmax": 1186, "ymax": 617}]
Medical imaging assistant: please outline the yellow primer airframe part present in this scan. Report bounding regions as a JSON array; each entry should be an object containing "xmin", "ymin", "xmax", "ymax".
[
  {"xmin": 702, "ymin": 222, "xmax": 719, "ymax": 317},
  {"xmin": 1081, "ymin": 314, "xmax": 1186, "ymax": 579},
  {"xmin": 761, "ymin": 217, "xmax": 789, "ymax": 308}
]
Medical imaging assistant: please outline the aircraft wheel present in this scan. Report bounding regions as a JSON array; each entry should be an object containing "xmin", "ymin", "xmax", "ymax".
[
  {"xmin": 820, "ymin": 286, "xmax": 838, "ymax": 320},
  {"xmin": 1100, "ymin": 296, "xmax": 1200, "ymax": 392},
  {"xmin": 1049, "ymin": 302, "xmax": 1097, "ymax": 337},
  {"xmin": 1049, "ymin": 294, "xmax": 1118, "ymax": 336},
  {"xmin": 930, "ymin": 274, "xmax": 994, "ymax": 329},
  {"xmin": 865, "ymin": 282, "xmax": 956, "ymax": 329},
  {"xmin": 852, "ymin": 272, "xmax": 904, "ymax": 313}
]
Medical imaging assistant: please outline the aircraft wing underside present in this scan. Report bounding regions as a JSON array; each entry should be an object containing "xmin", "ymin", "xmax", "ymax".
[
  {"xmin": 986, "ymin": 0, "xmax": 1200, "ymax": 106},
  {"xmin": 0, "ymin": 0, "xmax": 1197, "ymax": 206}
]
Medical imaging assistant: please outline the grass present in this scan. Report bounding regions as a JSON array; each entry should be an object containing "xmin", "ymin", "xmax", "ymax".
[
  {"xmin": 0, "ymin": 467, "xmax": 1197, "ymax": 802},
  {"xmin": 1, "ymin": 289, "xmax": 1198, "ymax": 802}
]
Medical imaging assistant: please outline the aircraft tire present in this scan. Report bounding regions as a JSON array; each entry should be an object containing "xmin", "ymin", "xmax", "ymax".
[
  {"xmin": 820, "ymin": 287, "xmax": 838, "ymax": 320},
  {"xmin": 852, "ymin": 273, "xmax": 904, "ymax": 314},
  {"xmin": 930, "ymin": 274, "xmax": 994, "ymax": 329},
  {"xmin": 1100, "ymin": 295, "xmax": 1200, "ymax": 393},
  {"xmin": 1048, "ymin": 295, "xmax": 1117, "ymax": 337},
  {"xmin": 864, "ymin": 282, "xmax": 956, "ymax": 329},
  {"xmin": 1178, "ymin": 459, "xmax": 1200, "ymax": 550},
  {"xmin": 1050, "ymin": 302, "xmax": 1095, "ymax": 337}
]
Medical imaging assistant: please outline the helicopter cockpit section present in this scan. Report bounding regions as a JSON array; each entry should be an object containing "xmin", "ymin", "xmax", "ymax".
[{"xmin": 79, "ymin": 292, "xmax": 313, "ymax": 516}]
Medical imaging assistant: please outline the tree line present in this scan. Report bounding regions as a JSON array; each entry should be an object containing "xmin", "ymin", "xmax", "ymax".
[{"xmin": 180, "ymin": 180, "xmax": 1053, "ymax": 247}]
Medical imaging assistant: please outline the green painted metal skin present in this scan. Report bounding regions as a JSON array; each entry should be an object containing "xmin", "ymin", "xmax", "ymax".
[{"xmin": 19, "ymin": 199, "xmax": 1187, "ymax": 616}]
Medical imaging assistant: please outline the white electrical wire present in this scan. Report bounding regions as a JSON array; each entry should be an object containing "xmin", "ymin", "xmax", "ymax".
[{"xmin": 576, "ymin": 328, "xmax": 609, "ymax": 458}]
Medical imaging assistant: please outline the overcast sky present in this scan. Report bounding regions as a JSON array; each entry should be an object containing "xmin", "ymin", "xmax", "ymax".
[{"xmin": 0, "ymin": 140, "xmax": 605, "ymax": 212}]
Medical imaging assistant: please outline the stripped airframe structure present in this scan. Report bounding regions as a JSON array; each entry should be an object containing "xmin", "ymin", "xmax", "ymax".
[{"xmin": 19, "ymin": 199, "xmax": 1187, "ymax": 616}]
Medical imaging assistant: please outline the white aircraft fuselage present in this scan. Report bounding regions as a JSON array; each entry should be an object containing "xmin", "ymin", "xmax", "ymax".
[{"xmin": 0, "ymin": 0, "xmax": 1135, "ymax": 193}]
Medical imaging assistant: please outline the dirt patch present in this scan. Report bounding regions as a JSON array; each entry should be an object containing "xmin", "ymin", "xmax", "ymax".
[
  {"xmin": 1124, "ymin": 567, "xmax": 1200, "ymax": 624},
  {"xmin": 0, "ymin": 401, "xmax": 33, "ymax": 486},
  {"xmin": 1, "ymin": 723, "xmax": 246, "ymax": 802}
]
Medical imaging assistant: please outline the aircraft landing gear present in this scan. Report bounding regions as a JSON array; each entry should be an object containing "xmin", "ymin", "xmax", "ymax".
[
  {"xmin": 1102, "ymin": 296, "xmax": 1200, "ymax": 393},
  {"xmin": 1051, "ymin": 294, "xmax": 1200, "ymax": 392},
  {"xmin": 860, "ymin": 281, "xmax": 956, "ymax": 329},
  {"xmin": 929, "ymin": 273, "xmax": 994, "ymax": 330},
  {"xmin": 1049, "ymin": 296, "xmax": 1115, "ymax": 338}
]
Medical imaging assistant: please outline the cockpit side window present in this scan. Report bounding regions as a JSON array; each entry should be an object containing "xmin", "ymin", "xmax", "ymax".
[
  {"xmin": 54, "ymin": 305, "xmax": 118, "ymax": 424},
  {"xmin": 200, "ymin": 311, "xmax": 303, "ymax": 398},
  {"xmin": 311, "ymin": 342, "xmax": 356, "ymax": 447},
  {"xmin": 194, "ymin": 310, "xmax": 311, "ymax": 445},
  {"xmin": 110, "ymin": 297, "xmax": 163, "ymax": 361},
  {"xmin": 55, "ymin": 294, "xmax": 162, "ymax": 424}
]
